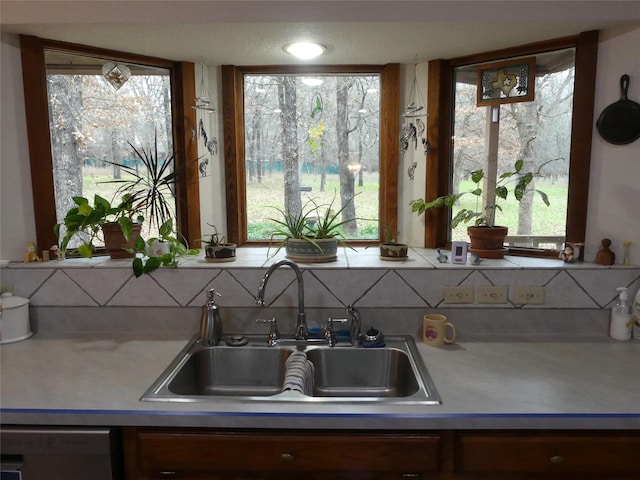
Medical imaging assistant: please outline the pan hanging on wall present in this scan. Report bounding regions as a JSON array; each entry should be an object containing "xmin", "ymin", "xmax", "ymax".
[{"xmin": 596, "ymin": 74, "xmax": 640, "ymax": 145}]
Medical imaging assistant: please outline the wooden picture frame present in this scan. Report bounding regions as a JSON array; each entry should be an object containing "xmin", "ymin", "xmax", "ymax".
[{"xmin": 477, "ymin": 57, "xmax": 535, "ymax": 106}]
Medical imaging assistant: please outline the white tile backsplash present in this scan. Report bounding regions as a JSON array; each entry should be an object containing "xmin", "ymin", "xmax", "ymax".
[{"xmin": 4, "ymin": 248, "xmax": 639, "ymax": 335}]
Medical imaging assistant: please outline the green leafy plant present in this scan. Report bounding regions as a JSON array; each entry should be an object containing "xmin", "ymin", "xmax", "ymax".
[
  {"xmin": 410, "ymin": 160, "xmax": 550, "ymax": 228},
  {"xmin": 131, "ymin": 218, "xmax": 198, "ymax": 277},
  {"xmin": 54, "ymin": 194, "xmax": 141, "ymax": 258}
]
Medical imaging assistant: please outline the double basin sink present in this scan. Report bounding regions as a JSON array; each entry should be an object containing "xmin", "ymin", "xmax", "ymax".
[{"xmin": 142, "ymin": 335, "xmax": 441, "ymax": 405}]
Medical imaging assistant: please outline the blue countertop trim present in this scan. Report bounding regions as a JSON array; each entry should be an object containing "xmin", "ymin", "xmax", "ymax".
[{"xmin": 2, "ymin": 408, "xmax": 639, "ymax": 419}]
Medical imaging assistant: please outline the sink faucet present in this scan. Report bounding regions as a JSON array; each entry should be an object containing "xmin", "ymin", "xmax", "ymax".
[{"xmin": 256, "ymin": 260, "xmax": 308, "ymax": 340}]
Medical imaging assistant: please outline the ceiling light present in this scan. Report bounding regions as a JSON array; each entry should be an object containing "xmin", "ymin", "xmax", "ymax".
[
  {"xmin": 284, "ymin": 42, "xmax": 325, "ymax": 60},
  {"xmin": 301, "ymin": 77, "xmax": 323, "ymax": 86}
]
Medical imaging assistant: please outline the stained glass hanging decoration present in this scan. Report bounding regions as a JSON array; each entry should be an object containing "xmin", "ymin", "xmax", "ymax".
[
  {"xmin": 101, "ymin": 62, "xmax": 131, "ymax": 90},
  {"xmin": 477, "ymin": 57, "xmax": 535, "ymax": 106}
]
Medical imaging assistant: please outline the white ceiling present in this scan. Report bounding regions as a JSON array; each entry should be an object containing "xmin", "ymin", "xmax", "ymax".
[{"xmin": 2, "ymin": 1, "xmax": 639, "ymax": 65}]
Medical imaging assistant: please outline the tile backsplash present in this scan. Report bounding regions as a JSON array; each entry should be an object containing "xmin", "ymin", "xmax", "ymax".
[{"xmin": 2, "ymin": 247, "xmax": 639, "ymax": 337}]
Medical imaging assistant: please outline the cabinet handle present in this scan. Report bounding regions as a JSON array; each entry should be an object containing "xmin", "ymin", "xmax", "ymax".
[
  {"xmin": 280, "ymin": 452, "xmax": 295, "ymax": 463},
  {"xmin": 158, "ymin": 472, "xmax": 178, "ymax": 478},
  {"xmin": 549, "ymin": 455, "xmax": 564, "ymax": 465}
]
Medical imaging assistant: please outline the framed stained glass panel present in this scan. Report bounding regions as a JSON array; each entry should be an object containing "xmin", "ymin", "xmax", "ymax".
[{"xmin": 477, "ymin": 57, "xmax": 535, "ymax": 106}]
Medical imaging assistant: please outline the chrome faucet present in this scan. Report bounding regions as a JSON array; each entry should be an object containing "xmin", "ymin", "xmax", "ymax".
[
  {"xmin": 200, "ymin": 288, "xmax": 222, "ymax": 346},
  {"xmin": 256, "ymin": 260, "xmax": 308, "ymax": 340},
  {"xmin": 347, "ymin": 304, "xmax": 362, "ymax": 346}
]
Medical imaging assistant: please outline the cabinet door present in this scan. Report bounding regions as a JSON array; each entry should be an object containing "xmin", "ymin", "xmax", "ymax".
[
  {"xmin": 125, "ymin": 428, "xmax": 441, "ymax": 479},
  {"xmin": 456, "ymin": 432, "xmax": 640, "ymax": 477}
]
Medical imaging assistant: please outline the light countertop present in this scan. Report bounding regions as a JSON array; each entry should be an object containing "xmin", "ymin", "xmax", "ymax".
[{"xmin": 1, "ymin": 332, "xmax": 639, "ymax": 430}]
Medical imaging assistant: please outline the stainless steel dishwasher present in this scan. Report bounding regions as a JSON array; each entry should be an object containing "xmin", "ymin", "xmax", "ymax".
[{"xmin": 0, "ymin": 427, "xmax": 120, "ymax": 480}]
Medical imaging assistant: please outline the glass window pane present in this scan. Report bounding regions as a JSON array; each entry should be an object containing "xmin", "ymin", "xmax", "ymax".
[
  {"xmin": 243, "ymin": 74, "xmax": 380, "ymax": 241},
  {"xmin": 45, "ymin": 50, "xmax": 173, "ymax": 247},
  {"xmin": 451, "ymin": 49, "xmax": 575, "ymax": 250}
]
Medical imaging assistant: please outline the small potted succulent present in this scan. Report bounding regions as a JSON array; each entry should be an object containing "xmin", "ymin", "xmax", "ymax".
[
  {"xmin": 410, "ymin": 159, "xmax": 550, "ymax": 259},
  {"xmin": 379, "ymin": 225, "xmax": 408, "ymax": 260},
  {"xmin": 201, "ymin": 224, "xmax": 236, "ymax": 262}
]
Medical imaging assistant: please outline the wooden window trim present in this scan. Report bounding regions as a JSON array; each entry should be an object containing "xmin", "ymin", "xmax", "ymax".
[
  {"xmin": 19, "ymin": 35, "xmax": 200, "ymax": 252},
  {"xmin": 424, "ymin": 31, "xmax": 599, "ymax": 257},
  {"xmin": 222, "ymin": 64, "xmax": 400, "ymax": 245}
]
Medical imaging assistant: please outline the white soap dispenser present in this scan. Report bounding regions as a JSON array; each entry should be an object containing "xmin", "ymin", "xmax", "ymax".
[{"xmin": 610, "ymin": 287, "xmax": 632, "ymax": 341}]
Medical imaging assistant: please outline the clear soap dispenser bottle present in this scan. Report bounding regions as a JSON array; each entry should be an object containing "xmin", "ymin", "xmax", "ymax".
[{"xmin": 610, "ymin": 287, "xmax": 632, "ymax": 341}]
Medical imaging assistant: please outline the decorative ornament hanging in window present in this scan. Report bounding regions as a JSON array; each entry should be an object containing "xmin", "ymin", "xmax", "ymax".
[
  {"xmin": 477, "ymin": 57, "xmax": 535, "ymax": 106},
  {"xmin": 101, "ymin": 62, "xmax": 131, "ymax": 90}
]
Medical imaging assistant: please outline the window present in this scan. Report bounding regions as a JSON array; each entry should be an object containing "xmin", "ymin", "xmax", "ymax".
[
  {"xmin": 19, "ymin": 35, "xmax": 201, "ymax": 253},
  {"xmin": 222, "ymin": 64, "xmax": 400, "ymax": 245},
  {"xmin": 450, "ymin": 48, "xmax": 575, "ymax": 250},
  {"xmin": 424, "ymin": 31, "xmax": 598, "ymax": 257},
  {"xmin": 45, "ymin": 49, "xmax": 174, "ymax": 244}
]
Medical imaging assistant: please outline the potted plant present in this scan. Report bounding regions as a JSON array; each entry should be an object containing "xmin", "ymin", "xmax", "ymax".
[
  {"xmin": 200, "ymin": 224, "xmax": 237, "ymax": 263},
  {"xmin": 410, "ymin": 160, "xmax": 550, "ymax": 259},
  {"xmin": 268, "ymin": 192, "xmax": 357, "ymax": 263},
  {"xmin": 102, "ymin": 133, "xmax": 180, "ymax": 255},
  {"xmin": 379, "ymin": 225, "xmax": 408, "ymax": 260},
  {"xmin": 131, "ymin": 218, "xmax": 199, "ymax": 276},
  {"xmin": 54, "ymin": 194, "xmax": 142, "ymax": 259}
]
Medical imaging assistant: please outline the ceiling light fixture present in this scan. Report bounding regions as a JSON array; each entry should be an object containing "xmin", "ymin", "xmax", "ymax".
[
  {"xmin": 301, "ymin": 77, "xmax": 323, "ymax": 86},
  {"xmin": 284, "ymin": 42, "xmax": 325, "ymax": 60}
]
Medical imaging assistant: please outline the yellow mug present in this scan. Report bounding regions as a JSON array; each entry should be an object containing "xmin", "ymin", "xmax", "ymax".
[{"xmin": 423, "ymin": 314, "xmax": 456, "ymax": 346}]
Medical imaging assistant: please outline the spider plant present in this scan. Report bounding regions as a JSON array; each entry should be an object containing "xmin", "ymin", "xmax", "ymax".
[{"xmin": 102, "ymin": 133, "xmax": 176, "ymax": 235}]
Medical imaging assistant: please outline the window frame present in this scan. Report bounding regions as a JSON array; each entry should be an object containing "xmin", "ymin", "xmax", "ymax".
[
  {"xmin": 424, "ymin": 31, "xmax": 599, "ymax": 257},
  {"xmin": 221, "ymin": 64, "xmax": 400, "ymax": 245},
  {"xmin": 19, "ymin": 35, "xmax": 201, "ymax": 253}
]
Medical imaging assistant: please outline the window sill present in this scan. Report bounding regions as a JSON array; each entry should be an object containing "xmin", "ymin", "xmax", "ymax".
[{"xmin": 7, "ymin": 247, "xmax": 636, "ymax": 270}]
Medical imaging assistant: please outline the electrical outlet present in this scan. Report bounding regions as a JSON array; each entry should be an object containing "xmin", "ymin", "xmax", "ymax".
[
  {"xmin": 514, "ymin": 286, "xmax": 545, "ymax": 305},
  {"xmin": 477, "ymin": 285, "xmax": 508, "ymax": 304},
  {"xmin": 444, "ymin": 286, "xmax": 474, "ymax": 304}
]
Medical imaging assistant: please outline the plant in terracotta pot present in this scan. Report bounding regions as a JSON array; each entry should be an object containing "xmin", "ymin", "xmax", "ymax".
[
  {"xmin": 200, "ymin": 224, "xmax": 237, "ymax": 263},
  {"xmin": 131, "ymin": 218, "xmax": 199, "ymax": 277},
  {"xmin": 54, "ymin": 194, "xmax": 142, "ymax": 259},
  {"xmin": 268, "ymin": 192, "xmax": 357, "ymax": 263},
  {"xmin": 410, "ymin": 160, "xmax": 550, "ymax": 259},
  {"xmin": 379, "ymin": 225, "xmax": 408, "ymax": 260}
]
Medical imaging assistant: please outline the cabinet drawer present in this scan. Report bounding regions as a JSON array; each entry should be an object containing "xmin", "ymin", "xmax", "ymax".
[
  {"xmin": 134, "ymin": 430, "xmax": 441, "ymax": 474},
  {"xmin": 456, "ymin": 432, "xmax": 640, "ymax": 475}
]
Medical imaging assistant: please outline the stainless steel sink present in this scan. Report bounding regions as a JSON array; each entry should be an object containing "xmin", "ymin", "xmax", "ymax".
[
  {"xmin": 168, "ymin": 347, "xmax": 292, "ymax": 396},
  {"xmin": 306, "ymin": 347, "xmax": 419, "ymax": 398},
  {"xmin": 142, "ymin": 335, "xmax": 441, "ymax": 405}
]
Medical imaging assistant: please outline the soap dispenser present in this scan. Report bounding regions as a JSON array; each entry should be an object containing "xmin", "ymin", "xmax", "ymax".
[
  {"xmin": 610, "ymin": 287, "xmax": 632, "ymax": 341},
  {"xmin": 200, "ymin": 288, "xmax": 223, "ymax": 346}
]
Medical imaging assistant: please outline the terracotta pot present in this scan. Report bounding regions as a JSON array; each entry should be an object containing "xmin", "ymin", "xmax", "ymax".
[
  {"xmin": 379, "ymin": 243, "xmax": 408, "ymax": 260},
  {"xmin": 467, "ymin": 226, "xmax": 508, "ymax": 259},
  {"xmin": 285, "ymin": 238, "xmax": 338, "ymax": 263},
  {"xmin": 102, "ymin": 222, "xmax": 141, "ymax": 259},
  {"xmin": 205, "ymin": 243, "xmax": 237, "ymax": 262}
]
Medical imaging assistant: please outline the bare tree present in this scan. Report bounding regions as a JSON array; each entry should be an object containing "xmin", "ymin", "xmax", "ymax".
[{"xmin": 277, "ymin": 76, "xmax": 302, "ymax": 216}]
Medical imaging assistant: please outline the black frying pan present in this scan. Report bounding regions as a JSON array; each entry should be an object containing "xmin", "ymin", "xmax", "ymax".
[{"xmin": 596, "ymin": 74, "xmax": 640, "ymax": 145}]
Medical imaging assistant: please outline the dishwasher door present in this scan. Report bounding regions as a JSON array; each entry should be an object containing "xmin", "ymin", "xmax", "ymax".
[{"xmin": 0, "ymin": 427, "xmax": 120, "ymax": 480}]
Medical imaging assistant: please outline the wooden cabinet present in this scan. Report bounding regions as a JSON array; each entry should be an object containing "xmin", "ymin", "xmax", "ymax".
[
  {"xmin": 124, "ymin": 428, "xmax": 640, "ymax": 480},
  {"xmin": 454, "ymin": 431, "xmax": 640, "ymax": 479},
  {"xmin": 124, "ymin": 428, "xmax": 442, "ymax": 480}
]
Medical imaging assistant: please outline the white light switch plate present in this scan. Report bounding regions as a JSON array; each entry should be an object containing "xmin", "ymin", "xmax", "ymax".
[
  {"xmin": 514, "ymin": 286, "xmax": 545, "ymax": 304},
  {"xmin": 477, "ymin": 285, "xmax": 508, "ymax": 304},
  {"xmin": 444, "ymin": 286, "xmax": 474, "ymax": 304}
]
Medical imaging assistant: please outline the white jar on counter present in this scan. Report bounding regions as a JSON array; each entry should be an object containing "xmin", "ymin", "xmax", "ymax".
[{"xmin": 0, "ymin": 292, "xmax": 32, "ymax": 344}]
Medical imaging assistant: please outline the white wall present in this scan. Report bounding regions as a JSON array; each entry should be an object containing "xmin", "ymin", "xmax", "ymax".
[
  {"xmin": 1, "ymin": 28, "xmax": 639, "ymax": 262},
  {"xmin": 586, "ymin": 26, "xmax": 640, "ymax": 261}
]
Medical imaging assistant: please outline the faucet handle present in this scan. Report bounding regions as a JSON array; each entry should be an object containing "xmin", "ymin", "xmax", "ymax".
[
  {"xmin": 325, "ymin": 317, "xmax": 347, "ymax": 347},
  {"xmin": 256, "ymin": 317, "xmax": 280, "ymax": 346}
]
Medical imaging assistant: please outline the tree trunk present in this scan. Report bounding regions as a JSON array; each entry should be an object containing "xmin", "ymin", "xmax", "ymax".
[
  {"xmin": 336, "ymin": 78, "xmax": 357, "ymax": 235},
  {"xmin": 49, "ymin": 75, "xmax": 84, "ymax": 222},
  {"xmin": 278, "ymin": 76, "xmax": 301, "ymax": 216}
]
